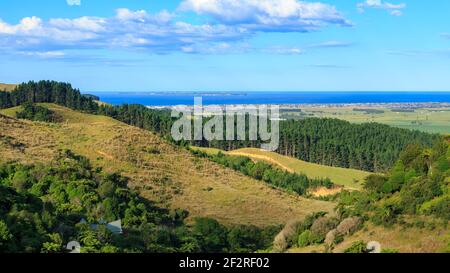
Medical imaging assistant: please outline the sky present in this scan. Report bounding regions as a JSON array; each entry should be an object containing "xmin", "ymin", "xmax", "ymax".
[{"xmin": 0, "ymin": 0, "xmax": 449, "ymax": 92}]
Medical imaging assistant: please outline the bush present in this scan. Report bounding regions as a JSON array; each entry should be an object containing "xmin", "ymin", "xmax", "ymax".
[
  {"xmin": 336, "ymin": 217, "xmax": 362, "ymax": 236},
  {"xmin": 344, "ymin": 240, "xmax": 367, "ymax": 253},
  {"xmin": 324, "ymin": 229, "xmax": 336, "ymax": 246},
  {"xmin": 227, "ymin": 225, "xmax": 268, "ymax": 253},
  {"xmin": 193, "ymin": 218, "xmax": 228, "ymax": 253},
  {"xmin": 297, "ymin": 230, "xmax": 312, "ymax": 247},
  {"xmin": 364, "ymin": 174, "xmax": 388, "ymax": 193},
  {"xmin": 272, "ymin": 221, "xmax": 300, "ymax": 252},
  {"xmin": 419, "ymin": 195, "xmax": 450, "ymax": 220},
  {"xmin": 16, "ymin": 102, "xmax": 57, "ymax": 122},
  {"xmin": 310, "ymin": 217, "xmax": 339, "ymax": 243}
]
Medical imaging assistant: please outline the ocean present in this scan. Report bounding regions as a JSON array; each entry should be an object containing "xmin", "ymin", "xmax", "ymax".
[{"xmin": 89, "ymin": 91, "xmax": 450, "ymax": 106}]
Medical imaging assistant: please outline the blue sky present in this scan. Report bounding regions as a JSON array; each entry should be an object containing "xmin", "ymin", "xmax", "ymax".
[{"xmin": 0, "ymin": 0, "xmax": 449, "ymax": 92}]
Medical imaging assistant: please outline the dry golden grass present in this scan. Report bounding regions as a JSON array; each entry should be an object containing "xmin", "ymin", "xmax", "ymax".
[
  {"xmin": 0, "ymin": 104, "xmax": 336, "ymax": 227},
  {"xmin": 332, "ymin": 222, "xmax": 449, "ymax": 253},
  {"xmin": 308, "ymin": 186, "xmax": 343, "ymax": 197},
  {"xmin": 0, "ymin": 83, "xmax": 17, "ymax": 92}
]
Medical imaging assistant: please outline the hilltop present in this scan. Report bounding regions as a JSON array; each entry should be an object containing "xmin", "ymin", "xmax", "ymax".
[
  {"xmin": 0, "ymin": 83, "xmax": 17, "ymax": 92},
  {"xmin": 0, "ymin": 103, "xmax": 335, "ymax": 227}
]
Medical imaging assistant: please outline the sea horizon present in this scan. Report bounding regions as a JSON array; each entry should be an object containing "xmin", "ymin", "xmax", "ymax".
[{"xmin": 89, "ymin": 91, "xmax": 450, "ymax": 107}]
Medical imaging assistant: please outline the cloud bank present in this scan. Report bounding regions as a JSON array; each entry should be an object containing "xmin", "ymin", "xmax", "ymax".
[
  {"xmin": 179, "ymin": 0, "xmax": 351, "ymax": 32},
  {"xmin": 0, "ymin": 1, "xmax": 351, "ymax": 56}
]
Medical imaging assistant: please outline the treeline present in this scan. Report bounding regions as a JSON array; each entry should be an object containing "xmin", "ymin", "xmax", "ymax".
[
  {"xmin": 98, "ymin": 104, "xmax": 439, "ymax": 172},
  {"xmin": 0, "ymin": 81, "xmax": 98, "ymax": 112},
  {"xmin": 277, "ymin": 119, "xmax": 437, "ymax": 172},
  {"xmin": 98, "ymin": 103, "xmax": 438, "ymax": 172},
  {"xmin": 192, "ymin": 119, "xmax": 438, "ymax": 172},
  {"xmin": 0, "ymin": 81, "xmax": 439, "ymax": 172},
  {"xmin": 97, "ymin": 104, "xmax": 173, "ymax": 139},
  {"xmin": 0, "ymin": 150, "xmax": 279, "ymax": 253},
  {"xmin": 190, "ymin": 149, "xmax": 334, "ymax": 196},
  {"xmin": 337, "ymin": 138, "xmax": 450, "ymax": 225}
]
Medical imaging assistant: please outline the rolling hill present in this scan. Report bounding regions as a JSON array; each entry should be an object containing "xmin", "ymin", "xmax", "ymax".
[
  {"xmin": 0, "ymin": 103, "xmax": 335, "ymax": 227},
  {"xmin": 193, "ymin": 147, "xmax": 372, "ymax": 190},
  {"xmin": 0, "ymin": 83, "xmax": 17, "ymax": 92}
]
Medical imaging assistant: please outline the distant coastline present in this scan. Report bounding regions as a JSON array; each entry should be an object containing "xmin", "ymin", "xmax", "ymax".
[
  {"xmin": 146, "ymin": 102, "xmax": 450, "ymax": 111},
  {"xmin": 89, "ymin": 91, "xmax": 450, "ymax": 107}
]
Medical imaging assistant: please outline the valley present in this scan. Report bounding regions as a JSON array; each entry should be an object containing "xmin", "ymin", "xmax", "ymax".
[{"xmin": 0, "ymin": 103, "xmax": 335, "ymax": 227}]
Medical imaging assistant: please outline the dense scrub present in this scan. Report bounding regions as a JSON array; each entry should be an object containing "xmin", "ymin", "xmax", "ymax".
[
  {"xmin": 337, "ymin": 139, "xmax": 450, "ymax": 225},
  {"xmin": 272, "ymin": 212, "xmax": 360, "ymax": 252},
  {"xmin": 190, "ymin": 149, "xmax": 334, "ymax": 196},
  {"xmin": 0, "ymin": 150, "xmax": 279, "ymax": 253}
]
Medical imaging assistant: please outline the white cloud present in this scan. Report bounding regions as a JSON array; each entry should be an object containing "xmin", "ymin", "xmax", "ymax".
[
  {"xmin": 263, "ymin": 46, "xmax": 303, "ymax": 55},
  {"xmin": 50, "ymin": 17, "xmax": 106, "ymax": 32},
  {"xmin": 179, "ymin": 0, "xmax": 352, "ymax": 32},
  {"xmin": 20, "ymin": 50, "xmax": 66, "ymax": 58},
  {"xmin": 357, "ymin": 0, "xmax": 406, "ymax": 16},
  {"xmin": 389, "ymin": 10, "xmax": 403, "ymax": 16},
  {"xmin": 0, "ymin": 9, "xmax": 249, "ymax": 55},
  {"xmin": 67, "ymin": 0, "xmax": 81, "ymax": 6},
  {"xmin": 0, "ymin": 2, "xmax": 351, "ymax": 56},
  {"xmin": 308, "ymin": 40, "xmax": 353, "ymax": 48},
  {"xmin": 0, "ymin": 16, "xmax": 43, "ymax": 34}
]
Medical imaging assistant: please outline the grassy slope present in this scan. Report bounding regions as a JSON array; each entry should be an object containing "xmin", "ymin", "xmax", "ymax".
[
  {"xmin": 194, "ymin": 147, "xmax": 371, "ymax": 190},
  {"xmin": 288, "ymin": 220, "xmax": 449, "ymax": 253},
  {"xmin": 0, "ymin": 83, "xmax": 17, "ymax": 92},
  {"xmin": 0, "ymin": 104, "xmax": 335, "ymax": 227}
]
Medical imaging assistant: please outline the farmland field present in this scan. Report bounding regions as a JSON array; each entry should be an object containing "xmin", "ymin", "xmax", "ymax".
[{"xmin": 282, "ymin": 106, "xmax": 450, "ymax": 134}]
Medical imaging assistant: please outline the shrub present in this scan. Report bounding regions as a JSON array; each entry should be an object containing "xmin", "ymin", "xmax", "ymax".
[
  {"xmin": 310, "ymin": 217, "xmax": 339, "ymax": 243},
  {"xmin": 228, "ymin": 225, "xmax": 264, "ymax": 253},
  {"xmin": 344, "ymin": 240, "xmax": 367, "ymax": 253},
  {"xmin": 297, "ymin": 230, "xmax": 312, "ymax": 247},
  {"xmin": 272, "ymin": 221, "xmax": 299, "ymax": 252},
  {"xmin": 364, "ymin": 174, "xmax": 388, "ymax": 193},
  {"xmin": 419, "ymin": 195, "xmax": 450, "ymax": 220},
  {"xmin": 193, "ymin": 218, "xmax": 228, "ymax": 253},
  {"xmin": 336, "ymin": 217, "xmax": 362, "ymax": 236},
  {"xmin": 16, "ymin": 102, "xmax": 57, "ymax": 122}
]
